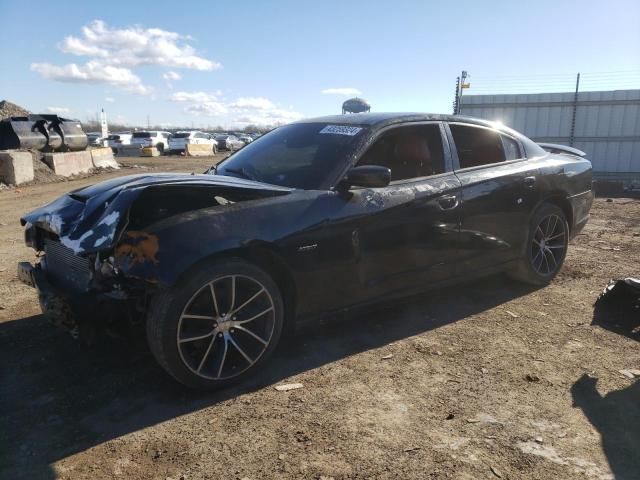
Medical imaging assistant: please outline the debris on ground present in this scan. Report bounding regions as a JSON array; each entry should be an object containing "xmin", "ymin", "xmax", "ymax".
[
  {"xmin": 274, "ymin": 383, "xmax": 304, "ymax": 392},
  {"xmin": 490, "ymin": 465, "xmax": 503, "ymax": 478},
  {"xmin": 526, "ymin": 374, "xmax": 541, "ymax": 382},
  {"xmin": 596, "ymin": 277, "xmax": 640, "ymax": 311},
  {"xmin": 619, "ymin": 369, "xmax": 640, "ymax": 379},
  {"xmin": 505, "ymin": 310, "xmax": 520, "ymax": 318},
  {"xmin": 381, "ymin": 354, "xmax": 393, "ymax": 360}
]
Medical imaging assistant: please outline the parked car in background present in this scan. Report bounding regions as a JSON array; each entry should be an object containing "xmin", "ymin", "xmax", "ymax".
[
  {"xmin": 18, "ymin": 113, "xmax": 593, "ymax": 389},
  {"xmin": 106, "ymin": 132, "xmax": 133, "ymax": 153},
  {"xmin": 86, "ymin": 132, "xmax": 104, "ymax": 147},
  {"xmin": 215, "ymin": 134, "xmax": 245, "ymax": 151},
  {"xmin": 168, "ymin": 131, "xmax": 218, "ymax": 154},
  {"xmin": 238, "ymin": 135, "xmax": 253, "ymax": 145},
  {"xmin": 131, "ymin": 131, "xmax": 171, "ymax": 154}
]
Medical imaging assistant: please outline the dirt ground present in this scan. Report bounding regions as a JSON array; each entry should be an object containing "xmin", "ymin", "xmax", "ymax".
[{"xmin": 0, "ymin": 155, "xmax": 638, "ymax": 480}]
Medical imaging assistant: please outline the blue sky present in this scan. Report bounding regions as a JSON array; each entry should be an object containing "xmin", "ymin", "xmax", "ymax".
[{"xmin": 1, "ymin": 0, "xmax": 639, "ymax": 128}]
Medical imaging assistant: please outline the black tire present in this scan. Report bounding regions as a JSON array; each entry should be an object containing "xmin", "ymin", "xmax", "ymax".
[
  {"xmin": 510, "ymin": 203, "xmax": 569, "ymax": 285},
  {"xmin": 156, "ymin": 143, "xmax": 165, "ymax": 155},
  {"xmin": 147, "ymin": 258, "xmax": 284, "ymax": 389}
]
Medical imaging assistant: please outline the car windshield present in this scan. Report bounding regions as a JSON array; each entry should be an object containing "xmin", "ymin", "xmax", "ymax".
[
  {"xmin": 214, "ymin": 122, "xmax": 368, "ymax": 189},
  {"xmin": 172, "ymin": 132, "xmax": 192, "ymax": 138},
  {"xmin": 133, "ymin": 132, "xmax": 152, "ymax": 138}
]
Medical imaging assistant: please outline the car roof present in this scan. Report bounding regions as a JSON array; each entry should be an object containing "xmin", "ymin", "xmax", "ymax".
[{"xmin": 295, "ymin": 112, "xmax": 498, "ymax": 130}]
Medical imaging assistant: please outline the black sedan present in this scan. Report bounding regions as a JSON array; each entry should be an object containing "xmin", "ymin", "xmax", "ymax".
[{"xmin": 18, "ymin": 113, "xmax": 593, "ymax": 389}]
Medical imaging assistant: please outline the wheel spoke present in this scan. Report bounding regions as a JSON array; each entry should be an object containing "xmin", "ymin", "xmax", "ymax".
[
  {"xmin": 216, "ymin": 337, "xmax": 228, "ymax": 378},
  {"xmin": 536, "ymin": 226, "xmax": 545, "ymax": 241},
  {"xmin": 235, "ymin": 306, "xmax": 274, "ymax": 325},
  {"xmin": 179, "ymin": 331, "xmax": 214, "ymax": 344},
  {"xmin": 181, "ymin": 314, "xmax": 216, "ymax": 320},
  {"xmin": 542, "ymin": 249, "xmax": 550, "ymax": 274},
  {"xmin": 197, "ymin": 336, "xmax": 217, "ymax": 373},
  {"xmin": 546, "ymin": 244, "xmax": 565, "ymax": 249},
  {"xmin": 233, "ymin": 325, "xmax": 268, "ymax": 345},
  {"xmin": 547, "ymin": 215, "xmax": 558, "ymax": 237},
  {"xmin": 229, "ymin": 275, "xmax": 236, "ymax": 312},
  {"xmin": 547, "ymin": 231, "xmax": 565, "ymax": 241},
  {"xmin": 209, "ymin": 282, "xmax": 220, "ymax": 317},
  {"xmin": 230, "ymin": 288, "xmax": 265, "ymax": 316},
  {"xmin": 545, "ymin": 248, "xmax": 558, "ymax": 268},
  {"xmin": 228, "ymin": 335, "xmax": 253, "ymax": 364}
]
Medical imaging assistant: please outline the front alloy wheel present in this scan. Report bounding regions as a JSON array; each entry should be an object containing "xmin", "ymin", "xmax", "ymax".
[
  {"xmin": 147, "ymin": 259, "xmax": 284, "ymax": 389},
  {"xmin": 177, "ymin": 275, "xmax": 276, "ymax": 380}
]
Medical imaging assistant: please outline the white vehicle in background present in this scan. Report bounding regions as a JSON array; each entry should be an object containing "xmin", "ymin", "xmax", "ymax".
[
  {"xmin": 106, "ymin": 132, "xmax": 133, "ymax": 152},
  {"xmin": 238, "ymin": 135, "xmax": 253, "ymax": 145},
  {"xmin": 131, "ymin": 131, "xmax": 171, "ymax": 154},
  {"xmin": 168, "ymin": 131, "xmax": 218, "ymax": 154},
  {"xmin": 86, "ymin": 132, "xmax": 104, "ymax": 147}
]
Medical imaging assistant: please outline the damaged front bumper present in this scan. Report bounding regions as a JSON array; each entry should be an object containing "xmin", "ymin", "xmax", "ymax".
[
  {"xmin": 18, "ymin": 261, "xmax": 83, "ymax": 337},
  {"xmin": 18, "ymin": 255, "xmax": 149, "ymax": 340}
]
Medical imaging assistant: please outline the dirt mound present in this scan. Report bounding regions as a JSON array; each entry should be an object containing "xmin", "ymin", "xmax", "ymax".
[{"xmin": 0, "ymin": 100, "xmax": 30, "ymax": 120}]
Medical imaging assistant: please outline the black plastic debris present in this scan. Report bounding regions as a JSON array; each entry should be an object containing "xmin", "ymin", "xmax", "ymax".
[
  {"xmin": 0, "ymin": 114, "xmax": 88, "ymax": 152},
  {"xmin": 597, "ymin": 278, "xmax": 640, "ymax": 311}
]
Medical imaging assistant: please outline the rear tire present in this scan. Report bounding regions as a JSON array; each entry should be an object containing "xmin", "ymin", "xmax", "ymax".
[
  {"xmin": 509, "ymin": 203, "xmax": 569, "ymax": 285},
  {"xmin": 156, "ymin": 143, "xmax": 165, "ymax": 155},
  {"xmin": 147, "ymin": 258, "xmax": 284, "ymax": 389}
]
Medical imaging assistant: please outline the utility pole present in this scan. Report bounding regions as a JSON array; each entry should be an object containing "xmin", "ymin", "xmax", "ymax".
[
  {"xmin": 453, "ymin": 76, "xmax": 460, "ymax": 114},
  {"xmin": 569, "ymin": 72, "xmax": 580, "ymax": 146},
  {"xmin": 147, "ymin": 114, "xmax": 150, "ymax": 129},
  {"xmin": 457, "ymin": 70, "xmax": 469, "ymax": 114}
]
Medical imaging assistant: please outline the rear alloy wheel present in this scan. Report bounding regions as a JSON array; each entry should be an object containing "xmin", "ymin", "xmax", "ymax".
[
  {"xmin": 147, "ymin": 259, "xmax": 284, "ymax": 389},
  {"xmin": 510, "ymin": 203, "xmax": 569, "ymax": 285}
]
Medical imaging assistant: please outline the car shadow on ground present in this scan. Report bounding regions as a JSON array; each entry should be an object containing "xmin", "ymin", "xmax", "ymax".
[
  {"xmin": 1, "ymin": 275, "xmax": 536, "ymax": 479},
  {"xmin": 571, "ymin": 375, "xmax": 640, "ymax": 479}
]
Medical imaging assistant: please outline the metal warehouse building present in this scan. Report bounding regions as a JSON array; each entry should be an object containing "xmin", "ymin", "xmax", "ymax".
[{"xmin": 459, "ymin": 89, "xmax": 640, "ymax": 177}]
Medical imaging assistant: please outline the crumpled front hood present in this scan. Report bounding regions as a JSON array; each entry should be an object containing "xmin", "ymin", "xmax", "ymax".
[{"xmin": 21, "ymin": 173, "xmax": 292, "ymax": 255}]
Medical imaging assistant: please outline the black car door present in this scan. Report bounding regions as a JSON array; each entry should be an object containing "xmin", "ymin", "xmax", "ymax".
[
  {"xmin": 346, "ymin": 122, "xmax": 462, "ymax": 302},
  {"xmin": 446, "ymin": 122, "xmax": 541, "ymax": 274}
]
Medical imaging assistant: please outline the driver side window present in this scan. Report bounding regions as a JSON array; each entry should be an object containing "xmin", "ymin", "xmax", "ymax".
[{"xmin": 356, "ymin": 124, "xmax": 445, "ymax": 182}]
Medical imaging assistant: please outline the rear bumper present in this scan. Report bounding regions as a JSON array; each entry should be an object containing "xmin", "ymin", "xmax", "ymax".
[{"xmin": 568, "ymin": 189, "xmax": 594, "ymax": 239}]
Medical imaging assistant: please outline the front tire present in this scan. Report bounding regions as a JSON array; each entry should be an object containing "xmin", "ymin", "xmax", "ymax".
[
  {"xmin": 156, "ymin": 143, "xmax": 165, "ymax": 155},
  {"xmin": 510, "ymin": 203, "xmax": 569, "ymax": 285},
  {"xmin": 147, "ymin": 258, "xmax": 284, "ymax": 389}
]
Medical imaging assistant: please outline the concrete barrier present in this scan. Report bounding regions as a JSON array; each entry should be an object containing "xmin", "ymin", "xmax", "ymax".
[
  {"xmin": 0, "ymin": 151, "xmax": 34, "ymax": 185},
  {"xmin": 140, "ymin": 147, "xmax": 160, "ymax": 157},
  {"xmin": 116, "ymin": 145, "xmax": 142, "ymax": 157},
  {"xmin": 186, "ymin": 144, "xmax": 215, "ymax": 157},
  {"xmin": 90, "ymin": 147, "xmax": 119, "ymax": 169},
  {"xmin": 43, "ymin": 151, "xmax": 93, "ymax": 177}
]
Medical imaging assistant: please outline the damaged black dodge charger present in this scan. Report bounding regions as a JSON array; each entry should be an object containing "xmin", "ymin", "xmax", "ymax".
[{"xmin": 19, "ymin": 114, "xmax": 593, "ymax": 389}]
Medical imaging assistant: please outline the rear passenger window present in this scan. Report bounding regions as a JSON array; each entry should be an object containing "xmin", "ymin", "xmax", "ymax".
[
  {"xmin": 501, "ymin": 134, "xmax": 521, "ymax": 160},
  {"xmin": 450, "ymin": 124, "xmax": 506, "ymax": 169}
]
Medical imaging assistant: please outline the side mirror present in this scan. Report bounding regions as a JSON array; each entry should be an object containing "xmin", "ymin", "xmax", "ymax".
[{"xmin": 343, "ymin": 165, "xmax": 391, "ymax": 189}]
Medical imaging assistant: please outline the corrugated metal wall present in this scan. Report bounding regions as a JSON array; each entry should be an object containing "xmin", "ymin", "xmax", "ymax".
[{"xmin": 459, "ymin": 89, "xmax": 640, "ymax": 173}]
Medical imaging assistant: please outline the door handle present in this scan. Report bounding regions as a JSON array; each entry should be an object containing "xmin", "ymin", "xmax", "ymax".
[
  {"xmin": 523, "ymin": 176, "xmax": 536, "ymax": 188},
  {"xmin": 438, "ymin": 195, "xmax": 459, "ymax": 210}
]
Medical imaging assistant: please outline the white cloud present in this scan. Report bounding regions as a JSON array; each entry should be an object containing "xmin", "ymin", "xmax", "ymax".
[
  {"xmin": 31, "ymin": 61, "xmax": 151, "ymax": 95},
  {"xmin": 104, "ymin": 97, "xmax": 115, "ymax": 103},
  {"xmin": 170, "ymin": 91, "xmax": 220, "ymax": 103},
  {"xmin": 170, "ymin": 90, "xmax": 302, "ymax": 125},
  {"xmin": 59, "ymin": 20, "xmax": 220, "ymax": 71},
  {"xmin": 32, "ymin": 20, "xmax": 219, "ymax": 95},
  {"xmin": 46, "ymin": 106, "xmax": 71, "ymax": 114},
  {"xmin": 163, "ymin": 71, "xmax": 181, "ymax": 81},
  {"xmin": 229, "ymin": 97, "xmax": 275, "ymax": 110},
  {"xmin": 321, "ymin": 87, "xmax": 362, "ymax": 96},
  {"xmin": 184, "ymin": 102, "xmax": 228, "ymax": 116}
]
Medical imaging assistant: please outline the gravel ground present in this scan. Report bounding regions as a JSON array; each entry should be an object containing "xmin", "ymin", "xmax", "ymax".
[{"xmin": 0, "ymin": 156, "xmax": 638, "ymax": 480}]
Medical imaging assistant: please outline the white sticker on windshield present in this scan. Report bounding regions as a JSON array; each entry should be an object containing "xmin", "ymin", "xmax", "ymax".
[{"xmin": 319, "ymin": 125, "xmax": 363, "ymax": 136}]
